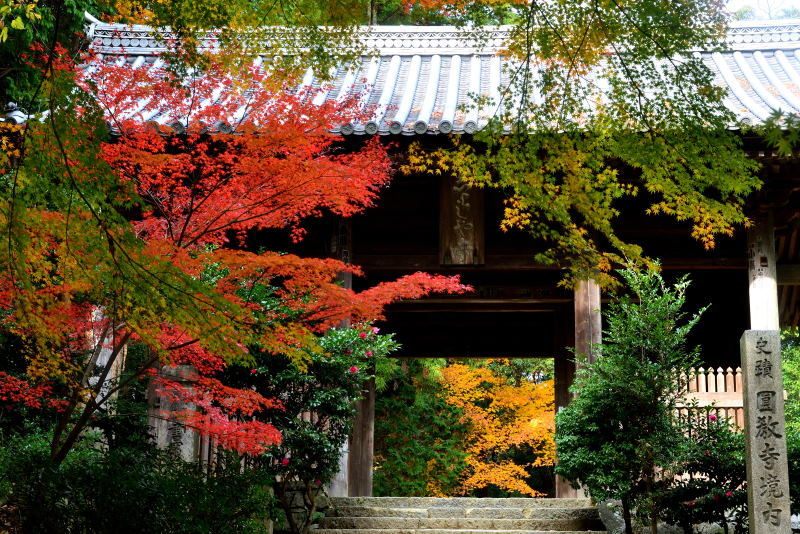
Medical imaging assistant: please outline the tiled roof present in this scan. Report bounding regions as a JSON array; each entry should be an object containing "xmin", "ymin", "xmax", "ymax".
[{"xmin": 11, "ymin": 15, "xmax": 800, "ymax": 133}]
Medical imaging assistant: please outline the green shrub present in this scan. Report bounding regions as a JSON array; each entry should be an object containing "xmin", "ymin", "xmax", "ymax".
[
  {"xmin": 659, "ymin": 414, "xmax": 747, "ymax": 534},
  {"xmin": 0, "ymin": 430, "xmax": 274, "ymax": 534},
  {"xmin": 555, "ymin": 269, "xmax": 705, "ymax": 534},
  {"xmin": 241, "ymin": 326, "xmax": 399, "ymax": 534},
  {"xmin": 787, "ymin": 427, "xmax": 800, "ymax": 517}
]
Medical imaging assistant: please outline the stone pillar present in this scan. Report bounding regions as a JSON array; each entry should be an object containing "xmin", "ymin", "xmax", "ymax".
[
  {"xmin": 150, "ymin": 365, "xmax": 200, "ymax": 461},
  {"xmin": 740, "ymin": 331, "xmax": 791, "ymax": 533},
  {"xmin": 742, "ymin": 215, "xmax": 790, "ymax": 533}
]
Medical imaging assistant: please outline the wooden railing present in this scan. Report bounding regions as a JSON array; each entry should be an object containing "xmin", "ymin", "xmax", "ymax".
[{"xmin": 676, "ymin": 366, "xmax": 745, "ymax": 428}]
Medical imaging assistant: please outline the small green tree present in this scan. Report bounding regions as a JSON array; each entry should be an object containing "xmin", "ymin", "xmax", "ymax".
[
  {"xmin": 781, "ymin": 330, "xmax": 800, "ymax": 432},
  {"xmin": 555, "ymin": 269, "xmax": 706, "ymax": 534}
]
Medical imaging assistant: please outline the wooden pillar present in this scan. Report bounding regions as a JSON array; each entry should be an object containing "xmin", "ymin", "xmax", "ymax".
[
  {"xmin": 555, "ymin": 279, "xmax": 601, "ymax": 497},
  {"xmin": 328, "ymin": 220, "xmax": 354, "ymax": 497},
  {"xmin": 747, "ymin": 214, "xmax": 780, "ymax": 330},
  {"xmin": 329, "ymin": 218, "xmax": 376, "ymax": 496},
  {"xmin": 574, "ymin": 279, "xmax": 602, "ymax": 365},
  {"xmin": 554, "ymin": 304, "xmax": 576, "ymax": 498},
  {"xmin": 348, "ymin": 378, "xmax": 376, "ymax": 496}
]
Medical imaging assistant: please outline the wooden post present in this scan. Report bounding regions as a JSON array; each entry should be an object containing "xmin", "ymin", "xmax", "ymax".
[
  {"xmin": 742, "ymin": 215, "xmax": 790, "ymax": 533},
  {"xmin": 574, "ymin": 279, "xmax": 601, "ymax": 365},
  {"xmin": 554, "ymin": 304, "xmax": 577, "ymax": 498},
  {"xmin": 348, "ymin": 378, "xmax": 376, "ymax": 496},
  {"xmin": 328, "ymin": 219, "xmax": 353, "ymax": 497},
  {"xmin": 748, "ymin": 214, "xmax": 780, "ymax": 330},
  {"xmin": 554, "ymin": 304, "xmax": 576, "ymax": 413},
  {"xmin": 329, "ymin": 218, "xmax": 376, "ymax": 496},
  {"xmin": 555, "ymin": 279, "xmax": 601, "ymax": 498}
]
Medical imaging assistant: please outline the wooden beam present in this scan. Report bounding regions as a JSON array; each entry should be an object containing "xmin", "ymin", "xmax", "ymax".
[
  {"xmin": 747, "ymin": 214, "xmax": 780, "ymax": 330},
  {"xmin": 353, "ymin": 253, "xmax": 748, "ymax": 272},
  {"xmin": 777, "ymin": 264, "xmax": 800, "ymax": 285}
]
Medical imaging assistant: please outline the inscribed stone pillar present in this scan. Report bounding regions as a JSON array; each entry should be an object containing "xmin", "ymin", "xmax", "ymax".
[
  {"xmin": 150, "ymin": 365, "xmax": 199, "ymax": 461},
  {"xmin": 740, "ymin": 331, "xmax": 791, "ymax": 534}
]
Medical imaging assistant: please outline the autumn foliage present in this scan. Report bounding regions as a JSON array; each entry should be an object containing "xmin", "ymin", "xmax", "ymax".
[
  {"xmin": 437, "ymin": 359, "xmax": 555, "ymax": 496},
  {"xmin": 0, "ymin": 47, "xmax": 469, "ymax": 462}
]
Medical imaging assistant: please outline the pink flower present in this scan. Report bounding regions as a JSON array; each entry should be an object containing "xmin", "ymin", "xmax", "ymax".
[
  {"xmin": 705, "ymin": 450, "xmax": 710, "ymax": 456},
  {"xmin": 281, "ymin": 458, "xmax": 290, "ymax": 466},
  {"xmin": 365, "ymin": 351, "xmax": 373, "ymax": 357},
  {"xmin": 359, "ymin": 332, "xmax": 367, "ymax": 339},
  {"xmin": 687, "ymin": 502, "xmax": 696, "ymax": 507},
  {"xmin": 709, "ymin": 413, "xmax": 717, "ymax": 422},
  {"xmin": 372, "ymin": 327, "xmax": 380, "ymax": 334},
  {"xmin": 250, "ymin": 369, "xmax": 257, "ymax": 375},
  {"xmin": 315, "ymin": 479, "xmax": 322, "ymax": 486},
  {"xmin": 726, "ymin": 491, "xmax": 733, "ymax": 497},
  {"xmin": 349, "ymin": 366, "xmax": 359, "ymax": 374},
  {"xmin": 344, "ymin": 349, "xmax": 352, "ymax": 355}
]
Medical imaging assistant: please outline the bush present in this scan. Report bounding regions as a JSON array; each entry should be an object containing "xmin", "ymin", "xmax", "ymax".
[
  {"xmin": 242, "ymin": 326, "xmax": 399, "ymax": 534},
  {"xmin": 660, "ymin": 414, "xmax": 747, "ymax": 534},
  {"xmin": 0, "ymin": 430, "xmax": 274, "ymax": 534},
  {"xmin": 555, "ymin": 269, "xmax": 705, "ymax": 534},
  {"xmin": 787, "ymin": 428, "xmax": 800, "ymax": 517}
]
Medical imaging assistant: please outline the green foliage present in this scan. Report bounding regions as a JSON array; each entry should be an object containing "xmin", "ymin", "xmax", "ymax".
[
  {"xmin": 374, "ymin": 358, "xmax": 469, "ymax": 497},
  {"xmin": 404, "ymin": 0, "xmax": 760, "ymax": 287},
  {"xmin": 781, "ymin": 329, "xmax": 800, "ymax": 432},
  {"xmin": 0, "ymin": 0, "xmax": 109, "ymax": 105},
  {"xmin": 555, "ymin": 268, "xmax": 705, "ymax": 534},
  {"xmin": 787, "ymin": 428, "xmax": 800, "ymax": 517},
  {"xmin": 0, "ymin": 429, "xmax": 275, "ymax": 534},
  {"xmin": 242, "ymin": 326, "xmax": 399, "ymax": 534},
  {"xmin": 659, "ymin": 415, "xmax": 747, "ymax": 534},
  {"xmin": 485, "ymin": 357, "xmax": 553, "ymax": 386}
]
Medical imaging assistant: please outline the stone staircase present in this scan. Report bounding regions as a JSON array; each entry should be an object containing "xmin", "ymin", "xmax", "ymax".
[{"xmin": 316, "ymin": 497, "xmax": 607, "ymax": 534}]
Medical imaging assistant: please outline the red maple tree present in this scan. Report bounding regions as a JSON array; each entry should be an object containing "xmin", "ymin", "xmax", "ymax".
[{"xmin": 0, "ymin": 50, "xmax": 469, "ymax": 462}]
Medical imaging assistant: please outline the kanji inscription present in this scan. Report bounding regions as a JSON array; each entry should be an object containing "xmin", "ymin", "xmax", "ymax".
[{"xmin": 741, "ymin": 330, "xmax": 790, "ymax": 534}]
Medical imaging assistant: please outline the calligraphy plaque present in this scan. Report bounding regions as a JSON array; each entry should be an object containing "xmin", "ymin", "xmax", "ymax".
[
  {"xmin": 741, "ymin": 330, "xmax": 791, "ymax": 534},
  {"xmin": 439, "ymin": 175, "xmax": 485, "ymax": 265}
]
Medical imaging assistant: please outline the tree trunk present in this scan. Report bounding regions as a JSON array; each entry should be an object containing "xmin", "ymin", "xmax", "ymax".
[{"xmin": 621, "ymin": 496, "xmax": 634, "ymax": 534}]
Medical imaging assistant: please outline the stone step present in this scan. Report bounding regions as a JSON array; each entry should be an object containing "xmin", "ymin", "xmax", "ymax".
[
  {"xmin": 318, "ymin": 517, "xmax": 605, "ymax": 531},
  {"xmin": 329, "ymin": 497, "xmax": 593, "ymax": 509},
  {"xmin": 314, "ymin": 530, "xmax": 607, "ymax": 534},
  {"xmin": 329, "ymin": 506, "xmax": 600, "ymax": 520}
]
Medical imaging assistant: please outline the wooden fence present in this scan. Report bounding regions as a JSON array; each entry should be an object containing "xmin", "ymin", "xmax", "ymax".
[{"xmin": 676, "ymin": 366, "xmax": 745, "ymax": 428}]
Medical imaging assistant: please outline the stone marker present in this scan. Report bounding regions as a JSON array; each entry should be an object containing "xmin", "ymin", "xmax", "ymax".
[{"xmin": 740, "ymin": 330, "xmax": 791, "ymax": 534}]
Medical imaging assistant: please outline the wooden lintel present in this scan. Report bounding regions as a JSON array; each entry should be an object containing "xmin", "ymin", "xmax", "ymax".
[
  {"xmin": 777, "ymin": 264, "xmax": 800, "ymax": 285},
  {"xmin": 353, "ymin": 254, "xmax": 748, "ymax": 271}
]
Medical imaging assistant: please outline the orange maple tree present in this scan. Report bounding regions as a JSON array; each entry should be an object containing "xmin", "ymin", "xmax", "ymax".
[
  {"xmin": 0, "ymin": 49, "xmax": 469, "ymax": 463},
  {"xmin": 438, "ymin": 359, "xmax": 555, "ymax": 496}
]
